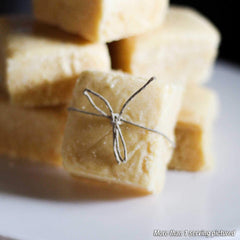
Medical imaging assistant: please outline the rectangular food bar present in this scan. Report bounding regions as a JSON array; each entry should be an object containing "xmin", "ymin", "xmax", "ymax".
[
  {"xmin": 109, "ymin": 7, "xmax": 220, "ymax": 84},
  {"xmin": 0, "ymin": 16, "xmax": 110, "ymax": 107}
]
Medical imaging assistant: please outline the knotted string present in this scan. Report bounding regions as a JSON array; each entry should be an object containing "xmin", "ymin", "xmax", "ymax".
[{"xmin": 68, "ymin": 77, "xmax": 175, "ymax": 164}]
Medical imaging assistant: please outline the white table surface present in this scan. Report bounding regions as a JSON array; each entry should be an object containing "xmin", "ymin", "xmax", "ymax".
[{"xmin": 0, "ymin": 61, "xmax": 240, "ymax": 240}]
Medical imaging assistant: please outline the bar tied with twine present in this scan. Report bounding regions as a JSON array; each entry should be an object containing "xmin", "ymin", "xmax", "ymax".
[{"xmin": 68, "ymin": 77, "xmax": 175, "ymax": 164}]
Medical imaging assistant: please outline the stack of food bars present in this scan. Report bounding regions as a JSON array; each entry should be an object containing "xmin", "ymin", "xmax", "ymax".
[{"xmin": 0, "ymin": 0, "xmax": 220, "ymax": 194}]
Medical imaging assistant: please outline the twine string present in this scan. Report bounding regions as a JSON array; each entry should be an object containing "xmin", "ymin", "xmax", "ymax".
[
  {"xmin": 119, "ymin": 77, "xmax": 155, "ymax": 116},
  {"xmin": 68, "ymin": 77, "xmax": 175, "ymax": 164}
]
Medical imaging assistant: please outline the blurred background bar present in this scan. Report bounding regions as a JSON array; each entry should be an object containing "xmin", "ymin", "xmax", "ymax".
[{"xmin": 0, "ymin": 0, "xmax": 239, "ymax": 65}]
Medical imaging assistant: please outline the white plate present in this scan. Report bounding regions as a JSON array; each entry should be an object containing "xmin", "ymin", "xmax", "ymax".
[{"xmin": 0, "ymin": 61, "xmax": 240, "ymax": 240}]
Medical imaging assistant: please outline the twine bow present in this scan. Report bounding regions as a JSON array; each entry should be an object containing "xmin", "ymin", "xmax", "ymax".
[{"xmin": 68, "ymin": 77, "xmax": 175, "ymax": 164}]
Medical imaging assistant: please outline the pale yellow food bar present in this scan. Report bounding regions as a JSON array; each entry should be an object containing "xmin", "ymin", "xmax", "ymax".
[
  {"xmin": 0, "ymin": 85, "xmax": 217, "ymax": 173},
  {"xmin": 33, "ymin": 0, "xmax": 169, "ymax": 42},
  {"xmin": 0, "ymin": 93, "xmax": 67, "ymax": 166},
  {"xmin": 62, "ymin": 71, "xmax": 184, "ymax": 194},
  {"xmin": 109, "ymin": 6, "xmax": 220, "ymax": 84},
  {"xmin": 0, "ymin": 16, "xmax": 110, "ymax": 107},
  {"xmin": 168, "ymin": 86, "xmax": 219, "ymax": 171}
]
